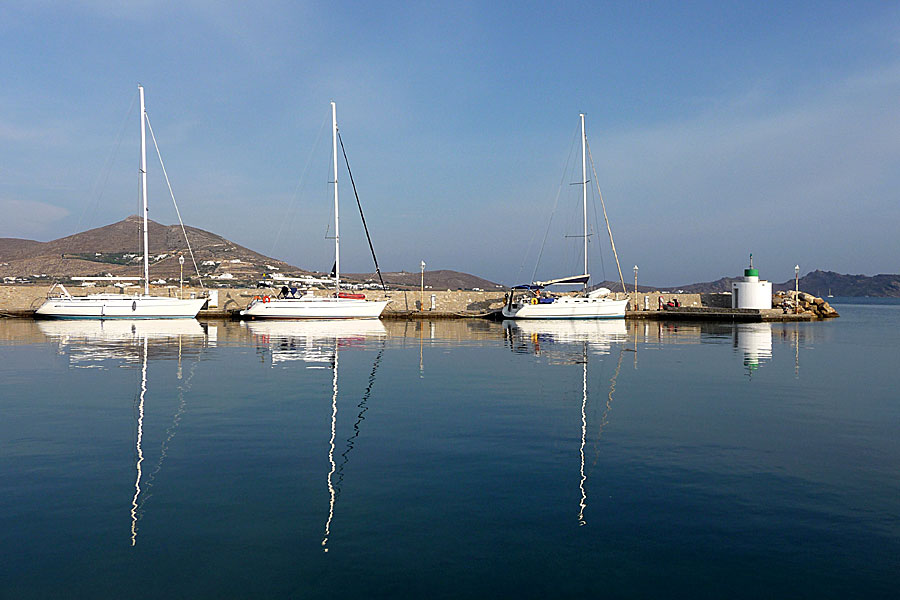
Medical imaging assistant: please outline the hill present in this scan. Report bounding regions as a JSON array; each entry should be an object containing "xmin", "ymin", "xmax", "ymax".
[
  {"xmin": 774, "ymin": 270, "xmax": 900, "ymax": 297},
  {"xmin": 662, "ymin": 270, "xmax": 900, "ymax": 297},
  {"xmin": 0, "ymin": 217, "xmax": 504, "ymax": 290},
  {"xmin": 0, "ymin": 215, "xmax": 309, "ymax": 285}
]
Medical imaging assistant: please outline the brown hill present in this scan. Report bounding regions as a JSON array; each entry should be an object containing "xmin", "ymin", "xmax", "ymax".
[
  {"xmin": 0, "ymin": 217, "xmax": 505, "ymax": 290},
  {"xmin": 0, "ymin": 215, "xmax": 304, "ymax": 284}
]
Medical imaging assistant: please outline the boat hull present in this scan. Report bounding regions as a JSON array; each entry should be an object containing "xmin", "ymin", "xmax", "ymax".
[
  {"xmin": 240, "ymin": 297, "xmax": 388, "ymax": 319},
  {"xmin": 501, "ymin": 297, "xmax": 628, "ymax": 319},
  {"xmin": 35, "ymin": 295, "xmax": 206, "ymax": 319}
]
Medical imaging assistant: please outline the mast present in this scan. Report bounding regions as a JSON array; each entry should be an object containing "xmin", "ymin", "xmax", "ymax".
[
  {"xmin": 139, "ymin": 85, "xmax": 150, "ymax": 295},
  {"xmin": 331, "ymin": 101, "xmax": 340, "ymax": 295},
  {"xmin": 580, "ymin": 113, "xmax": 588, "ymax": 291}
]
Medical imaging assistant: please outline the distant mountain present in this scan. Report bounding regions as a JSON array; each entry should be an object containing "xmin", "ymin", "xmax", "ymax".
[
  {"xmin": 774, "ymin": 270, "xmax": 900, "ymax": 297},
  {"xmin": 661, "ymin": 270, "xmax": 900, "ymax": 297},
  {"xmin": 343, "ymin": 269, "xmax": 504, "ymax": 291}
]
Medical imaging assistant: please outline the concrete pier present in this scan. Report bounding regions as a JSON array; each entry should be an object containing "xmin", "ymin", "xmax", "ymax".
[{"xmin": 1, "ymin": 285, "xmax": 819, "ymax": 321}]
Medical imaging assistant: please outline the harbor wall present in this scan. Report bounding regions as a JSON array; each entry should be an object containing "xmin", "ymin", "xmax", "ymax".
[
  {"xmin": 1, "ymin": 285, "xmax": 701, "ymax": 317},
  {"xmin": 0, "ymin": 285, "xmax": 818, "ymax": 321}
]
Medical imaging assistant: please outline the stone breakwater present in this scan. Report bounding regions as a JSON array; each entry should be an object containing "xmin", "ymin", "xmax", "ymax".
[
  {"xmin": 0, "ymin": 285, "xmax": 837, "ymax": 321},
  {"xmin": 0, "ymin": 285, "xmax": 513, "ymax": 317},
  {"xmin": 773, "ymin": 291, "xmax": 840, "ymax": 318}
]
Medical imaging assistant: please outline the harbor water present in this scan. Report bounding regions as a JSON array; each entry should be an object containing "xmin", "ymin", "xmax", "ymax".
[{"xmin": 1, "ymin": 301, "xmax": 898, "ymax": 598}]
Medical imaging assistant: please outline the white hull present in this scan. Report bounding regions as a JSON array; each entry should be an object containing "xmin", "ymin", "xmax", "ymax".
[
  {"xmin": 240, "ymin": 296, "xmax": 388, "ymax": 319},
  {"xmin": 501, "ymin": 297, "xmax": 628, "ymax": 319},
  {"xmin": 35, "ymin": 294, "xmax": 206, "ymax": 319}
]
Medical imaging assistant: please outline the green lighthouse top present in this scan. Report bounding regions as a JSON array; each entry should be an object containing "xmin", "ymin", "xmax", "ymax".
[{"xmin": 744, "ymin": 253, "xmax": 758, "ymax": 277}]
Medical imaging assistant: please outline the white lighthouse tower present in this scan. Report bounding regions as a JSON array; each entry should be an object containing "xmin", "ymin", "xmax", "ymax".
[{"xmin": 731, "ymin": 254, "xmax": 772, "ymax": 310}]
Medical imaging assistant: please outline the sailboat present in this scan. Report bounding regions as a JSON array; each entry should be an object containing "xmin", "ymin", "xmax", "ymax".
[
  {"xmin": 240, "ymin": 102, "xmax": 388, "ymax": 319},
  {"xmin": 502, "ymin": 114, "xmax": 629, "ymax": 319},
  {"xmin": 35, "ymin": 86, "xmax": 207, "ymax": 319}
]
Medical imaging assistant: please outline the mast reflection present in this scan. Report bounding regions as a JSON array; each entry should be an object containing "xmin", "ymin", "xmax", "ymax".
[
  {"xmin": 37, "ymin": 319, "xmax": 208, "ymax": 545},
  {"xmin": 243, "ymin": 320, "xmax": 385, "ymax": 551},
  {"xmin": 322, "ymin": 346, "xmax": 338, "ymax": 552},
  {"xmin": 504, "ymin": 319, "xmax": 627, "ymax": 526},
  {"xmin": 131, "ymin": 336, "xmax": 148, "ymax": 546}
]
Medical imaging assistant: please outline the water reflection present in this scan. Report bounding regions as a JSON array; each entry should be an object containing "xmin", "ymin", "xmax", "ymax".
[
  {"xmin": 503, "ymin": 320, "xmax": 627, "ymax": 525},
  {"xmin": 733, "ymin": 323, "xmax": 773, "ymax": 376},
  {"xmin": 503, "ymin": 319, "xmax": 627, "ymax": 361},
  {"xmin": 241, "ymin": 320, "xmax": 387, "ymax": 551},
  {"xmin": 36, "ymin": 319, "xmax": 209, "ymax": 545},
  {"xmin": 131, "ymin": 336, "xmax": 148, "ymax": 546},
  {"xmin": 244, "ymin": 320, "xmax": 386, "ymax": 366},
  {"xmin": 37, "ymin": 319, "xmax": 208, "ymax": 366}
]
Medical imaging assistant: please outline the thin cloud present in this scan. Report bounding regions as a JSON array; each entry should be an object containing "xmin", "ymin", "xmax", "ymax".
[{"xmin": 0, "ymin": 199, "xmax": 70, "ymax": 239}]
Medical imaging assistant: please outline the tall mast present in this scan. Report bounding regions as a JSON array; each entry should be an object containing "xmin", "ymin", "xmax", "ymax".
[
  {"xmin": 139, "ymin": 85, "xmax": 150, "ymax": 295},
  {"xmin": 580, "ymin": 113, "xmax": 588, "ymax": 290},
  {"xmin": 332, "ymin": 101, "xmax": 340, "ymax": 295}
]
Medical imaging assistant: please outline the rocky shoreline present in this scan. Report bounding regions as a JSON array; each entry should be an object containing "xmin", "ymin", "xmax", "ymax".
[{"xmin": 773, "ymin": 291, "xmax": 840, "ymax": 318}]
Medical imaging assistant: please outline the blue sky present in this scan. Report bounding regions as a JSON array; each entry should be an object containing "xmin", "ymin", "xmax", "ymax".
[{"xmin": 2, "ymin": 1, "xmax": 898, "ymax": 286}]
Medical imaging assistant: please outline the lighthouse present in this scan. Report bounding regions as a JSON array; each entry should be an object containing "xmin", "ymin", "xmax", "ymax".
[{"xmin": 731, "ymin": 254, "xmax": 772, "ymax": 310}]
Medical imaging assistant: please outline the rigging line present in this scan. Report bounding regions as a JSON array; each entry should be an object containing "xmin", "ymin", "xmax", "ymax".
[
  {"xmin": 144, "ymin": 113, "xmax": 205, "ymax": 290},
  {"xmin": 324, "ymin": 139, "xmax": 335, "ymax": 242},
  {"xmin": 334, "ymin": 342, "xmax": 386, "ymax": 499},
  {"xmin": 585, "ymin": 138, "xmax": 626, "ymax": 293},
  {"xmin": 269, "ymin": 114, "xmax": 329, "ymax": 258},
  {"xmin": 52, "ymin": 93, "xmax": 139, "ymax": 287},
  {"xmin": 531, "ymin": 123, "xmax": 580, "ymax": 283},
  {"xmin": 589, "ymin": 173, "xmax": 608, "ymax": 285},
  {"xmin": 139, "ymin": 354, "xmax": 200, "ymax": 509},
  {"xmin": 81, "ymin": 90, "xmax": 138, "ymax": 230},
  {"xmin": 338, "ymin": 133, "xmax": 386, "ymax": 291},
  {"xmin": 592, "ymin": 345, "xmax": 624, "ymax": 466}
]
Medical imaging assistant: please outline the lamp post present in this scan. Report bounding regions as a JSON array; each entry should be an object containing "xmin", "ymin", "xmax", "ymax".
[
  {"xmin": 179, "ymin": 254, "xmax": 185, "ymax": 299},
  {"xmin": 633, "ymin": 265, "xmax": 639, "ymax": 310},
  {"xmin": 420, "ymin": 260, "xmax": 426, "ymax": 312},
  {"xmin": 794, "ymin": 265, "xmax": 800, "ymax": 314}
]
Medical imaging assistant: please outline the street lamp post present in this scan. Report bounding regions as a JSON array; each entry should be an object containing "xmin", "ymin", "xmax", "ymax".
[
  {"xmin": 794, "ymin": 265, "xmax": 800, "ymax": 314},
  {"xmin": 420, "ymin": 260, "xmax": 426, "ymax": 312},
  {"xmin": 633, "ymin": 265, "xmax": 639, "ymax": 310},
  {"xmin": 179, "ymin": 254, "xmax": 185, "ymax": 299}
]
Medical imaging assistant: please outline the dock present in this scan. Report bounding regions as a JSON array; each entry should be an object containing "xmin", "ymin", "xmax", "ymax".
[{"xmin": 0, "ymin": 285, "xmax": 828, "ymax": 321}]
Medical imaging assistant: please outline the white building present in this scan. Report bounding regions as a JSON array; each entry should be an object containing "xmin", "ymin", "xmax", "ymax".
[{"xmin": 732, "ymin": 257, "xmax": 772, "ymax": 309}]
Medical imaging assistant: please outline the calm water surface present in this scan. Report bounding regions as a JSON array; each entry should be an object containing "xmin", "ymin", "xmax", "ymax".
[{"xmin": 1, "ymin": 305, "xmax": 899, "ymax": 598}]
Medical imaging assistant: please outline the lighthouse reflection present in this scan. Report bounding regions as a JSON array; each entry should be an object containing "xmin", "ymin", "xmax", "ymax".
[{"xmin": 733, "ymin": 323, "xmax": 773, "ymax": 376}]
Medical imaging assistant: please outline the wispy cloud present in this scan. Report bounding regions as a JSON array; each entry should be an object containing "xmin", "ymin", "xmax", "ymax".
[{"xmin": 0, "ymin": 199, "xmax": 70, "ymax": 239}]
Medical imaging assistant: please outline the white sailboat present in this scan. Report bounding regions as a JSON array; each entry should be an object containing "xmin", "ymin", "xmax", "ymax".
[
  {"xmin": 502, "ymin": 114, "xmax": 629, "ymax": 320},
  {"xmin": 240, "ymin": 102, "xmax": 388, "ymax": 320},
  {"xmin": 35, "ymin": 86, "xmax": 206, "ymax": 319}
]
